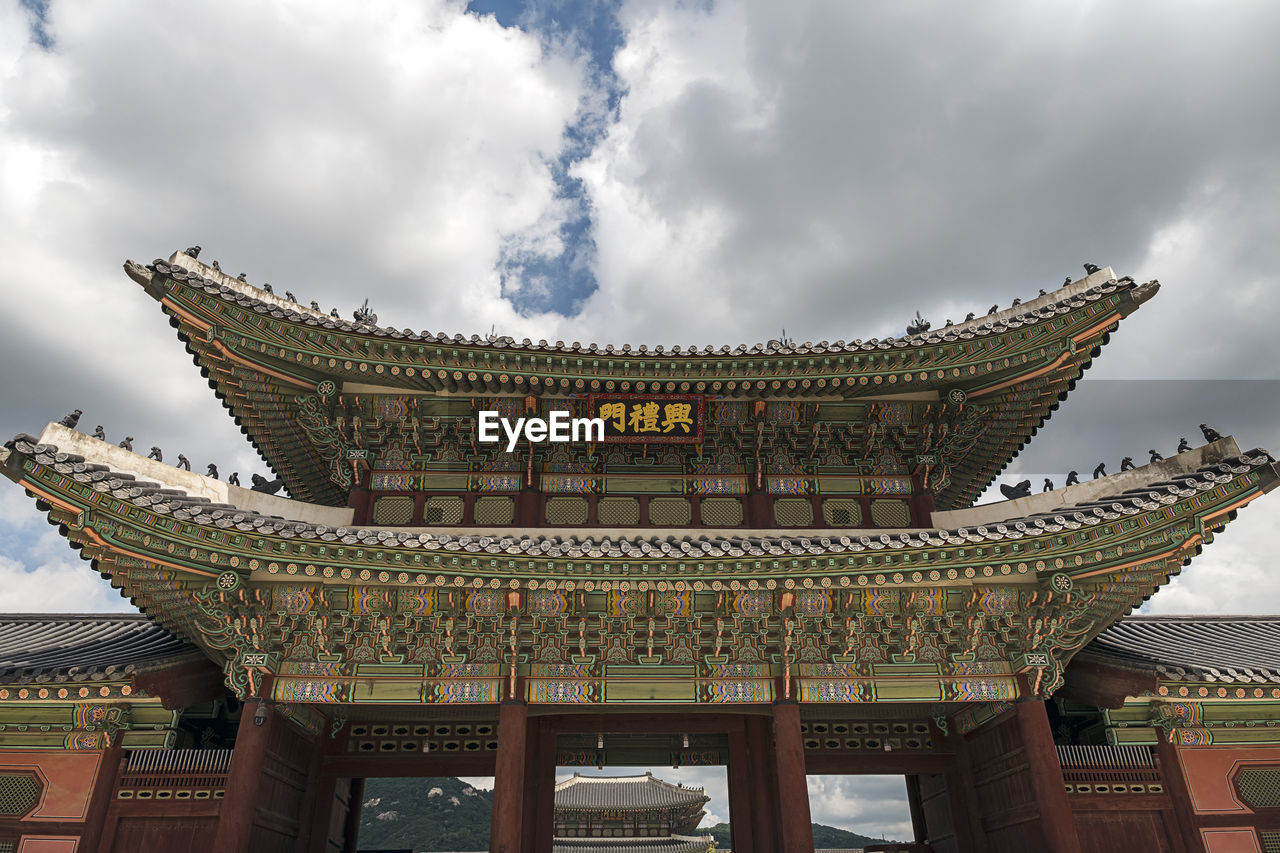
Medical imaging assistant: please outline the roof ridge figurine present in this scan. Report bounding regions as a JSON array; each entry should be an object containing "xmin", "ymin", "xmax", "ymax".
[
  {"xmin": 999, "ymin": 480, "xmax": 1031, "ymax": 500},
  {"xmin": 906, "ymin": 312, "xmax": 930, "ymax": 336}
]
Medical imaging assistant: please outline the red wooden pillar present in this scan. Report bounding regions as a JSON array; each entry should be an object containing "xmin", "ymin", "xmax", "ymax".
[
  {"xmin": 302, "ymin": 776, "xmax": 337, "ymax": 853},
  {"xmin": 937, "ymin": 724, "xmax": 985, "ymax": 853},
  {"xmin": 772, "ymin": 701, "xmax": 815, "ymax": 853},
  {"xmin": 80, "ymin": 739, "xmax": 125, "ymax": 853},
  {"xmin": 491, "ymin": 700, "xmax": 528, "ymax": 853},
  {"xmin": 213, "ymin": 701, "xmax": 275, "ymax": 853},
  {"xmin": 905, "ymin": 774, "xmax": 927, "ymax": 844},
  {"xmin": 747, "ymin": 713, "xmax": 781, "ymax": 849},
  {"xmin": 293, "ymin": 725, "xmax": 327, "ymax": 853},
  {"xmin": 746, "ymin": 492, "xmax": 774, "ymax": 527},
  {"xmin": 341, "ymin": 778, "xmax": 365, "ymax": 853},
  {"xmin": 727, "ymin": 719, "xmax": 758, "ymax": 853},
  {"xmin": 1156, "ymin": 737, "xmax": 1202, "ymax": 853},
  {"xmin": 516, "ymin": 489, "xmax": 541, "ymax": 526},
  {"xmin": 1015, "ymin": 701, "xmax": 1081, "ymax": 853},
  {"xmin": 529, "ymin": 722, "xmax": 557, "ymax": 853}
]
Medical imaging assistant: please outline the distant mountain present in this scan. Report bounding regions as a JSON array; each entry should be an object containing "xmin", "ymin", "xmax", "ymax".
[
  {"xmin": 705, "ymin": 821, "xmax": 891, "ymax": 849},
  {"xmin": 358, "ymin": 777, "xmax": 491, "ymax": 852}
]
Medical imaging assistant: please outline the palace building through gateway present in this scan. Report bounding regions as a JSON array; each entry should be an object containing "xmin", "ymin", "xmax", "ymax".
[{"xmin": 1, "ymin": 252, "xmax": 1278, "ymax": 852}]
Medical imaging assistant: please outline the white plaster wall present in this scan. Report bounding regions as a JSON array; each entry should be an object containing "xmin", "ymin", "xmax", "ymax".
[
  {"xmin": 37, "ymin": 422, "xmax": 353, "ymax": 525},
  {"xmin": 933, "ymin": 437, "xmax": 1241, "ymax": 528}
]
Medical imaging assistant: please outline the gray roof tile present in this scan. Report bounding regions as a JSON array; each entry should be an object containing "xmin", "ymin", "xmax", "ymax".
[
  {"xmin": 147, "ymin": 256, "xmax": 1140, "ymax": 357},
  {"xmin": 1085, "ymin": 615, "xmax": 1280, "ymax": 683},
  {"xmin": 0, "ymin": 614, "xmax": 199, "ymax": 683},
  {"xmin": 555, "ymin": 774, "xmax": 708, "ymax": 810},
  {"xmin": 8, "ymin": 436, "xmax": 1273, "ymax": 560},
  {"xmin": 553, "ymin": 837, "xmax": 712, "ymax": 853}
]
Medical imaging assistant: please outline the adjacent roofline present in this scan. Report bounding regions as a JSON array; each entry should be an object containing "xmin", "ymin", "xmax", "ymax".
[
  {"xmin": 556, "ymin": 773, "xmax": 706, "ymax": 793},
  {"xmin": 1078, "ymin": 615, "xmax": 1280, "ymax": 685},
  {"xmin": 0, "ymin": 612, "xmax": 207, "ymax": 683}
]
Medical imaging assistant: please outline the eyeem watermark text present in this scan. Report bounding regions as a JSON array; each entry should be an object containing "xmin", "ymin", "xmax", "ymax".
[{"xmin": 477, "ymin": 411, "xmax": 604, "ymax": 452}]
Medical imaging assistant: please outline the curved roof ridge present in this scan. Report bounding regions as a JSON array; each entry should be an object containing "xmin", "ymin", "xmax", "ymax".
[
  {"xmin": 553, "ymin": 772, "xmax": 709, "ymax": 810},
  {"xmin": 557, "ymin": 773, "xmax": 704, "ymax": 792},
  {"xmin": 138, "ymin": 251, "xmax": 1145, "ymax": 356}
]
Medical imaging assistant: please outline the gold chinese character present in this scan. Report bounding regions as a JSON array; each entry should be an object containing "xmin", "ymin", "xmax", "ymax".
[
  {"xmin": 629, "ymin": 401, "xmax": 660, "ymax": 433},
  {"xmin": 599, "ymin": 402, "xmax": 626, "ymax": 433},
  {"xmin": 662, "ymin": 402, "xmax": 693, "ymax": 433}
]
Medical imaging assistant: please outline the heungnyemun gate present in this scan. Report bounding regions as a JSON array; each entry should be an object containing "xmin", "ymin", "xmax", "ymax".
[{"xmin": 2, "ymin": 252, "xmax": 1278, "ymax": 853}]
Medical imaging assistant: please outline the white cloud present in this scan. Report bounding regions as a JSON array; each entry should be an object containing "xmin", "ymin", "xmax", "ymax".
[
  {"xmin": 807, "ymin": 775, "xmax": 911, "ymax": 842},
  {"xmin": 2, "ymin": 1, "xmax": 1280, "ymax": 838},
  {"xmin": 0, "ymin": 0, "xmax": 591, "ymax": 452},
  {"xmin": 1145, "ymin": 509, "xmax": 1280, "ymax": 615},
  {"xmin": 0, "ymin": 531, "xmax": 135, "ymax": 613}
]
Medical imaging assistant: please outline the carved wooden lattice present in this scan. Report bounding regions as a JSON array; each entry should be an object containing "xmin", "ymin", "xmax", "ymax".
[
  {"xmin": 0, "ymin": 774, "xmax": 39, "ymax": 817},
  {"xmin": 372, "ymin": 496, "xmax": 414, "ymax": 525},
  {"xmin": 822, "ymin": 498, "xmax": 863, "ymax": 526},
  {"xmin": 597, "ymin": 497, "xmax": 640, "ymax": 526},
  {"xmin": 774, "ymin": 498, "xmax": 814, "ymax": 527},
  {"xmin": 474, "ymin": 497, "xmax": 514, "ymax": 525},
  {"xmin": 347, "ymin": 721, "xmax": 497, "ymax": 755},
  {"xmin": 701, "ymin": 498, "xmax": 743, "ymax": 527},
  {"xmin": 1237, "ymin": 767, "xmax": 1280, "ymax": 809},
  {"xmin": 423, "ymin": 496, "xmax": 464, "ymax": 525},
  {"xmin": 546, "ymin": 497, "xmax": 589, "ymax": 526},
  {"xmin": 649, "ymin": 498, "xmax": 692, "ymax": 526},
  {"xmin": 870, "ymin": 499, "xmax": 911, "ymax": 527}
]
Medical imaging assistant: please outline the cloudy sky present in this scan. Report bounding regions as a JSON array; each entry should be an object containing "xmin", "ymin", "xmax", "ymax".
[{"xmin": 3, "ymin": 0, "xmax": 1279, "ymax": 839}]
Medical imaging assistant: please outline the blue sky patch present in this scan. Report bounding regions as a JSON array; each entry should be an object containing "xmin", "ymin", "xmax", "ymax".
[
  {"xmin": 468, "ymin": 0, "xmax": 626, "ymax": 317},
  {"xmin": 20, "ymin": 0, "xmax": 54, "ymax": 49}
]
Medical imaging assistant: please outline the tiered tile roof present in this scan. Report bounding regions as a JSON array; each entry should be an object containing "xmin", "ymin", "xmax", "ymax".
[
  {"xmin": 555, "ymin": 773, "xmax": 709, "ymax": 810},
  {"xmin": 125, "ymin": 251, "xmax": 1157, "ymax": 508},
  {"xmin": 6, "ymin": 427, "xmax": 1270, "ymax": 561},
  {"xmin": 1083, "ymin": 615, "xmax": 1280, "ymax": 684},
  {"xmin": 0, "ymin": 614, "xmax": 202, "ymax": 684},
  {"xmin": 552, "ymin": 839, "xmax": 712, "ymax": 853}
]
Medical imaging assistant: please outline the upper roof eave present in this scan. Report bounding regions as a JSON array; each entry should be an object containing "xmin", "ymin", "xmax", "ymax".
[
  {"xmin": 126, "ymin": 251, "xmax": 1157, "ymax": 508},
  {"xmin": 135, "ymin": 252, "xmax": 1148, "ymax": 368}
]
